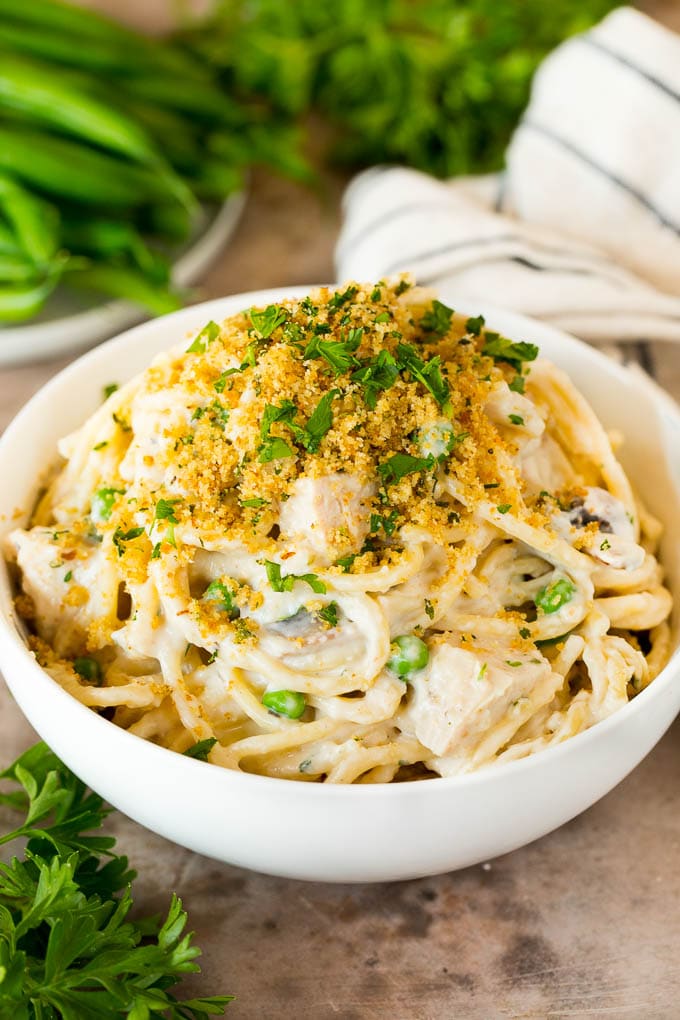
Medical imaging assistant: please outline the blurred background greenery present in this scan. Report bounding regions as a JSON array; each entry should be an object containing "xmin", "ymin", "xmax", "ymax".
[{"xmin": 0, "ymin": 0, "xmax": 666, "ymax": 326}]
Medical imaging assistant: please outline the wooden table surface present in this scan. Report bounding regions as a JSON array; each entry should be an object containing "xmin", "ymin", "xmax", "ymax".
[{"xmin": 3, "ymin": 6, "xmax": 680, "ymax": 1016}]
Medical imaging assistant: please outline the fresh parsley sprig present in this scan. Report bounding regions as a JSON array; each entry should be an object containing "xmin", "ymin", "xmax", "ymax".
[
  {"xmin": 0, "ymin": 743, "xmax": 232, "ymax": 1017},
  {"xmin": 264, "ymin": 561, "xmax": 326, "ymax": 594}
]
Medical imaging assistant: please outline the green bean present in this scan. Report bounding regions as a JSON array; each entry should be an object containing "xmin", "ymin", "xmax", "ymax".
[
  {"xmin": 61, "ymin": 219, "xmax": 168, "ymax": 281},
  {"xmin": 0, "ymin": 127, "xmax": 180, "ymax": 206},
  {"xmin": 0, "ymin": 0, "xmax": 212, "ymax": 81},
  {"xmin": 119, "ymin": 73, "xmax": 237, "ymax": 123},
  {"xmin": 0, "ymin": 175, "xmax": 59, "ymax": 265},
  {"xmin": 0, "ymin": 268, "xmax": 63, "ymax": 323},
  {"xmin": 0, "ymin": 54, "xmax": 162, "ymax": 165},
  {"xmin": 0, "ymin": 17, "xmax": 210, "ymax": 83},
  {"xmin": 0, "ymin": 253, "xmax": 40, "ymax": 283},
  {"xmin": 64, "ymin": 263, "xmax": 182, "ymax": 317}
]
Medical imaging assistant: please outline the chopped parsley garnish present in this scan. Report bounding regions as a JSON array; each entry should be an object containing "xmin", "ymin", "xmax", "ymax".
[
  {"xmin": 102, "ymin": 382, "xmax": 119, "ymax": 400},
  {"xmin": 91, "ymin": 487, "xmax": 124, "ymax": 523},
  {"xmin": 112, "ymin": 412, "xmax": 131, "ymax": 432},
  {"xmin": 249, "ymin": 304, "xmax": 287, "ymax": 337},
  {"xmin": 481, "ymin": 331, "xmax": 539, "ymax": 371},
  {"xmin": 112, "ymin": 526, "xmax": 144, "ymax": 557},
  {"xmin": 317, "ymin": 602, "xmax": 339, "ymax": 627},
  {"xmin": 496, "ymin": 503, "xmax": 512, "ymax": 514},
  {"xmin": 328, "ymin": 285, "xmax": 357, "ymax": 309},
  {"xmin": 240, "ymin": 497, "xmax": 269, "ymax": 509},
  {"xmin": 183, "ymin": 737, "xmax": 218, "ymax": 761},
  {"xmin": 63, "ymin": 570, "xmax": 72, "ymax": 583},
  {"xmin": 394, "ymin": 278, "xmax": 411, "ymax": 296},
  {"xmin": 600, "ymin": 538, "xmax": 611, "ymax": 551},
  {"xmin": 153, "ymin": 497, "xmax": 182, "ymax": 549},
  {"xmin": 303, "ymin": 390, "xmax": 339, "ymax": 452},
  {"xmin": 505, "ymin": 660, "xmax": 522, "ymax": 668},
  {"xmin": 519, "ymin": 627, "xmax": 531, "ymax": 639},
  {"xmin": 259, "ymin": 391, "xmax": 338, "ymax": 461},
  {"xmin": 465, "ymin": 314, "xmax": 485, "ymax": 336},
  {"xmin": 509, "ymin": 374, "xmax": 526, "ymax": 393},
  {"xmin": 374, "ymin": 311, "xmax": 391, "ymax": 323},
  {"xmin": 186, "ymin": 319, "xmax": 220, "ymax": 354},
  {"xmin": 351, "ymin": 350, "xmax": 399, "ymax": 408},
  {"xmin": 336, "ymin": 553, "xmax": 358, "ymax": 572},
  {"xmin": 508, "ymin": 414, "xmax": 524, "ymax": 426},
  {"xmin": 151, "ymin": 542, "xmax": 162, "ymax": 559},
  {"xmin": 377, "ymin": 452, "xmax": 435, "ymax": 486},
  {"xmin": 304, "ymin": 327, "xmax": 363, "ymax": 375},
  {"xmin": 202, "ymin": 580, "xmax": 239, "ymax": 619},
  {"xmin": 420, "ymin": 299, "xmax": 454, "ymax": 337},
  {"xmin": 370, "ymin": 286, "xmax": 382, "ymax": 301},
  {"xmin": 424, "ymin": 598, "xmax": 435, "ymax": 620},
  {"xmin": 264, "ymin": 561, "xmax": 326, "ymax": 594},
  {"xmin": 369, "ymin": 509, "xmax": 400, "ymax": 536},
  {"xmin": 93, "ymin": 440, "xmax": 108, "ymax": 451},
  {"xmin": 396, "ymin": 343, "xmax": 452, "ymax": 414}
]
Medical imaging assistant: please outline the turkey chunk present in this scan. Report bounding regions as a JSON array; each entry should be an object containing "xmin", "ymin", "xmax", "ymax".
[
  {"xmin": 403, "ymin": 635, "xmax": 558, "ymax": 758},
  {"xmin": 278, "ymin": 473, "xmax": 375, "ymax": 566},
  {"xmin": 7, "ymin": 527, "xmax": 119, "ymax": 657}
]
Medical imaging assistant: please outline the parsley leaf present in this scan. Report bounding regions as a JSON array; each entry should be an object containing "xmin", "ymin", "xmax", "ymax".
[
  {"xmin": 303, "ymin": 389, "xmax": 339, "ymax": 452},
  {"xmin": 396, "ymin": 343, "xmax": 452, "ymax": 414},
  {"xmin": 481, "ymin": 331, "xmax": 539, "ymax": 370},
  {"xmin": 102, "ymin": 382, "xmax": 119, "ymax": 400},
  {"xmin": 0, "ymin": 742, "xmax": 232, "ymax": 1017},
  {"xmin": 240, "ymin": 497, "xmax": 268, "ymax": 509},
  {"xmin": 112, "ymin": 526, "xmax": 144, "ymax": 556},
  {"xmin": 317, "ymin": 602, "xmax": 339, "ymax": 627},
  {"xmin": 351, "ymin": 350, "xmax": 399, "ymax": 408},
  {"xmin": 328, "ymin": 285, "xmax": 357, "ymax": 309},
  {"xmin": 202, "ymin": 579, "xmax": 240, "ymax": 619},
  {"xmin": 91, "ymin": 487, "xmax": 124, "ymax": 523},
  {"xmin": 304, "ymin": 327, "xmax": 363, "ymax": 375},
  {"xmin": 249, "ymin": 304, "xmax": 287, "ymax": 337},
  {"xmin": 369, "ymin": 509, "xmax": 400, "ymax": 536},
  {"xmin": 465, "ymin": 314, "xmax": 485, "ymax": 336},
  {"xmin": 264, "ymin": 561, "xmax": 327, "ymax": 594},
  {"xmin": 377, "ymin": 453, "xmax": 435, "ymax": 486},
  {"xmin": 184, "ymin": 738, "xmax": 218, "ymax": 761},
  {"xmin": 187, "ymin": 319, "xmax": 221, "ymax": 354},
  {"xmin": 420, "ymin": 299, "xmax": 454, "ymax": 337}
]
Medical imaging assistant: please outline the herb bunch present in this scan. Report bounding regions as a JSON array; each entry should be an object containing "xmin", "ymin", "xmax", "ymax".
[
  {"xmin": 183, "ymin": 0, "xmax": 616, "ymax": 177},
  {"xmin": 0, "ymin": 742, "xmax": 231, "ymax": 1019}
]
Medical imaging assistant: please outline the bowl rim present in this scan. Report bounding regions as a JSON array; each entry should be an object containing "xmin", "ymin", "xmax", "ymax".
[{"xmin": 1, "ymin": 286, "xmax": 679, "ymax": 797}]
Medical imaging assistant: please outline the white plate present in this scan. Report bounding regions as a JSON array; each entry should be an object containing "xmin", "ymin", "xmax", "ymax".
[
  {"xmin": 0, "ymin": 291, "xmax": 679, "ymax": 882},
  {"xmin": 0, "ymin": 192, "xmax": 246, "ymax": 368}
]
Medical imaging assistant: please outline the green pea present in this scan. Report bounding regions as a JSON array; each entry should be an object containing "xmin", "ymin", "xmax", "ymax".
[
  {"xmin": 387, "ymin": 635, "xmax": 429, "ymax": 678},
  {"xmin": 417, "ymin": 419, "xmax": 455, "ymax": 460},
  {"xmin": 262, "ymin": 689, "xmax": 306, "ymax": 719},
  {"xmin": 535, "ymin": 578, "xmax": 576, "ymax": 615},
  {"xmin": 91, "ymin": 487, "xmax": 124, "ymax": 523},
  {"xmin": 73, "ymin": 656, "xmax": 102, "ymax": 685}
]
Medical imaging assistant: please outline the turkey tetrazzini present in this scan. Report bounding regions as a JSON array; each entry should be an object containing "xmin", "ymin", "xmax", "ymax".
[{"xmin": 7, "ymin": 279, "xmax": 672, "ymax": 783}]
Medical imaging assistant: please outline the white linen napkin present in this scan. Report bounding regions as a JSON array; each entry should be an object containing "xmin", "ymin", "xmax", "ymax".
[{"xmin": 335, "ymin": 7, "xmax": 680, "ymax": 345}]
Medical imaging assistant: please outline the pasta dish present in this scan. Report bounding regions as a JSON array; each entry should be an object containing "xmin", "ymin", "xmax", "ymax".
[{"xmin": 7, "ymin": 279, "xmax": 672, "ymax": 783}]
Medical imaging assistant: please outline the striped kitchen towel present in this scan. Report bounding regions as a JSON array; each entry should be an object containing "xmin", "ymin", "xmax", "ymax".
[{"xmin": 335, "ymin": 7, "xmax": 680, "ymax": 345}]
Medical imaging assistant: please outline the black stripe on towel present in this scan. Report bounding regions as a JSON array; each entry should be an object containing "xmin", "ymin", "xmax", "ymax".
[
  {"xmin": 581, "ymin": 36, "xmax": 680, "ymax": 105},
  {"xmin": 521, "ymin": 121, "xmax": 680, "ymax": 236}
]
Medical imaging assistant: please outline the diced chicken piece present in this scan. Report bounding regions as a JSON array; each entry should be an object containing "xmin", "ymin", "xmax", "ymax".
[
  {"xmin": 7, "ymin": 527, "xmax": 120, "ymax": 656},
  {"xmin": 120, "ymin": 386, "xmax": 198, "ymax": 490},
  {"xmin": 485, "ymin": 383, "xmax": 544, "ymax": 439},
  {"xmin": 552, "ymin": 486, "xmax": 644, "ymax": 570},
  {"xmin": 278, "ymin": 473, "xmax": 376, "ymax": 567},
  {"xmin": 402, "ymin": 635, "xmax": 557, "ymax": 758},
  {"xmin": 520, "ymin": 434, "xmax": 575, "ymax": 495}
]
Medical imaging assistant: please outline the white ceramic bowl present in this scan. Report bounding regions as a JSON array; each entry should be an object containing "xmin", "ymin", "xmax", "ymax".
[{"xmin": 1, "ymin": 288, "xmax": 679, "ymax": 883}]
